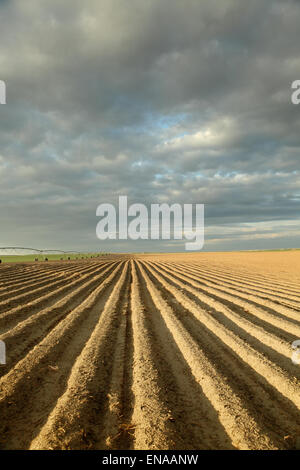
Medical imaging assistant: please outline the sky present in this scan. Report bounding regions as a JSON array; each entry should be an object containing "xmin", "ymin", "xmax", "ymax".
[{"xmin": 0, "ymin": 0, "xmax": 299, "ymax": 253}]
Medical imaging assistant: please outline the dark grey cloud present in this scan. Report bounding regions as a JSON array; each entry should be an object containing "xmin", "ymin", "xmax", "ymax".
[{"xmin": 0, "ymin": 0, "xmax": 299, "ymax": 252}]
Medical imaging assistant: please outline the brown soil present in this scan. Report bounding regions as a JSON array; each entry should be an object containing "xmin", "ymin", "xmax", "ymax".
[{"xmin": 0, "ymin": 251, "xmax": 299, "ymax": 450}]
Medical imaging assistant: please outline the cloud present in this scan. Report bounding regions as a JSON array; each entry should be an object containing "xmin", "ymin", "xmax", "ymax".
[{"xmin": 0, "ymin": 0, "xmax": 299, "ymax": 251}]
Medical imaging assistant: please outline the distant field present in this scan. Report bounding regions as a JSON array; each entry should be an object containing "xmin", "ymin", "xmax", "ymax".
[
  {"xmin": 0, "ymin": 250, "xmax": 299, "ymax": 450},
  {"xmin": 0, "ymin": 253, "xmax": 105, "ymax": 263}
]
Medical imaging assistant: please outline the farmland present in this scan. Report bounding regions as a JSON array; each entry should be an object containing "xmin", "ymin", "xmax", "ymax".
[
  {"xmin": 0, "ymin": 253, "xmax": 103, "ymax": 263},
  {"xmin": 0, "ymin": 251, "xmax": 299, "ymax": 450}
]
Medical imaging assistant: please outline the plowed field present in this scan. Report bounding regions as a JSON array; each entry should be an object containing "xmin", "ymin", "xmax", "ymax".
[{"xmin": 0, "ymin": 251, "xmax": 300, "ymax": 450}]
